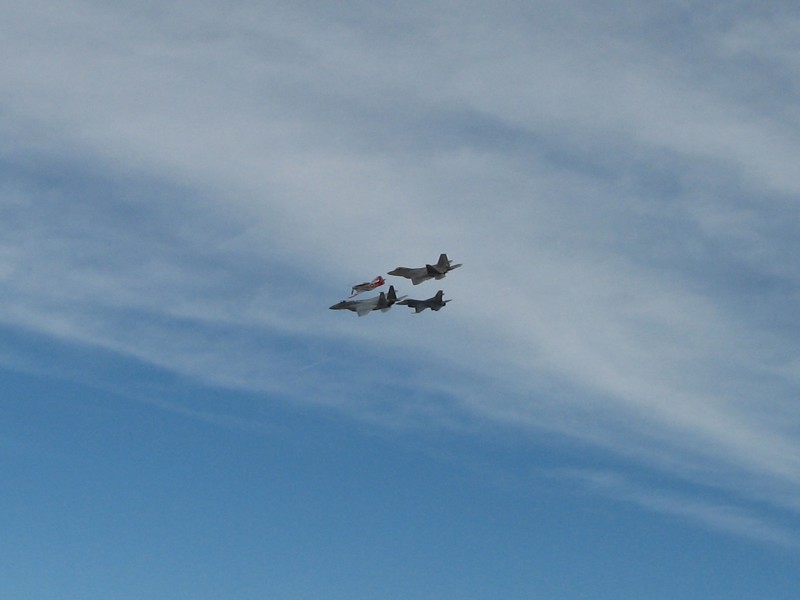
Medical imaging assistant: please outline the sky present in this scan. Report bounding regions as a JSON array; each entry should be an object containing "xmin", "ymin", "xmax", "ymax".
[{"xmin": 2, "ymin": 1, "xmax": 800, "ymax": 598}]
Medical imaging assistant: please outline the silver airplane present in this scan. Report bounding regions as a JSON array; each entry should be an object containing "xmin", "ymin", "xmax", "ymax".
[
  {"xmin": 397, "ymin": 290, "xmax": 450, "ymax": 313},
  {"xmin": 349, "ymin": 275, "xmax": 385, "ymax": 297},
  {"xmin": 329, "ymin": 285, "xmax": 407, "ymax": 317},
  {"xmin": 387, "ymin": 253, "xmax": 462, "ymax": 285}
]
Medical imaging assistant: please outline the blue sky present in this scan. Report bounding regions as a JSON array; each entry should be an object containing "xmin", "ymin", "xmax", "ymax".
[{"xmin": 3, "ymin": 1, "xmax": 800, "ymax": 598}]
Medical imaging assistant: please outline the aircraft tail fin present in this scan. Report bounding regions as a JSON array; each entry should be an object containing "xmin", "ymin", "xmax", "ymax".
[
  {"xmin": 441, "ymin": 253, "xmax": 462, "ymax": 271},
  {"xmin": 438, "ymin": 254, "xmax": 461, "ymax": 272}
]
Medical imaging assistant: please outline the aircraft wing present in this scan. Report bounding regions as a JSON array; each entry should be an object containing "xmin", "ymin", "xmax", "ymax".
[
  {"xmin": 355, "ymin": 294, "xmax": 384, "ymax": 316},
  {"xmin": 410, "ymin": 274, "xmax": 432, "ymax": 285},
  {"xmin": 397, "ymin": 298, "xmax": 426, "ymax": 312},
  {"xmin": 355, "ymin": 304, "xmax": 374, "ymax": 317}
]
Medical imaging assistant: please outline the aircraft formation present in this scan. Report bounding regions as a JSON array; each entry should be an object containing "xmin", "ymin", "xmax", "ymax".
[{"xmin": 329, "ymin": 253, "xmax": 461, "ymax": 317}]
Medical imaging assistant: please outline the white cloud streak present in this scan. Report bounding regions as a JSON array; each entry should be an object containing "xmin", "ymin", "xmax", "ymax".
[{"xmin": 563, "ymin": 468, "xmax": 800, "ymax": 548}]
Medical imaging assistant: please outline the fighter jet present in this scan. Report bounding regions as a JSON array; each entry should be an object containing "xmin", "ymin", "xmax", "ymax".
[
  {"xmin": 397, "ymin": 290, "xmax": 450, "ymax": 313},
  {"xmin": 329, "ymin": 285, "xmax": 407, "ymax": 317},
  {"xmin": 388, "ymin": 253, "xmax": 462, "ymax": 285}
]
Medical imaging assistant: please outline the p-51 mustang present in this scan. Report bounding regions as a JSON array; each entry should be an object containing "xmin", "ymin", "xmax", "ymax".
[
  {"xmin": 388, "ymin": 253, "xmax": 462, "ymax": 285},
  {"xmin": 349, "ymin": 275, "xmax": 385, "ymax": 297},
  {"xmin": 397, "ymin": 290, "xmax": 450, "ymax": 313},
  {"xmin": 329, "ymin": 285, "xmax": 407, "ymax": 317}
]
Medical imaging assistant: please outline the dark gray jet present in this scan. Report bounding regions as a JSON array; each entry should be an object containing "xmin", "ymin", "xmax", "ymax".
[
  {"xmin": 397, "ymin": 290, "xmax": 450, "ymax": 313},
  {"xmin": 329, "ymin": 285, "xmax": 407, "ymax": 317},
  {"xmin": 388, "ymin": 253, "xmax": 462, "ymax": 285}
]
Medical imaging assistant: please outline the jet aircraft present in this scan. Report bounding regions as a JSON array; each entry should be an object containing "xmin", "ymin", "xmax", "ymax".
[
  {"xmin": 329, "ymin": 285, "xmax": 406, "ymax": 317},
  {"xmin": 349, "ymin": 275, "xmax": 385, "ymax": 297},
  {"xmin": 397, "ymin": 290, "xmax": 450, "ymax": 313},
  {"xmin": 388, "ymin": 253, "xmax": 462, "ymax": 285}
]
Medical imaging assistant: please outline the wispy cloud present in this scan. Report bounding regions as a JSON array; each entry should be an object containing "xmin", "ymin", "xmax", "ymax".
[
  {"xmin": 561, "ymin": 468, "xmax": 800, "ymax": 548},
  {"xmin": 2, "ymin": 0, "xmax": 800, "ymax": 540}
]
